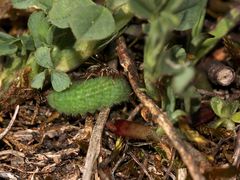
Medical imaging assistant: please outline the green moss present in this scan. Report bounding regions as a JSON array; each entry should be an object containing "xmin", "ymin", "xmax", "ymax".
[{"xmin": 47, "ymin": 76, "xmax": 131, "ymax": 115}]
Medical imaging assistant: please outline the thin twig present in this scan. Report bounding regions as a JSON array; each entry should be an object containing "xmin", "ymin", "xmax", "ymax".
[
  {"xmin": 0, "ymin": 149, "xmax": 25, "ymax": 158},
  {"xmin": 233, "ymin": 126, "xmax": 240, "ymax": 168},
  {"xmin": 127, "ymin": 103, "xmax": 143, "ymax": 121},
  {"xmin": 0, "ymin": 105, "xmax": 19, "ymax": 140},
  {"xmin": 128, "ymin": 152, "xmax": 154, "ymax": 180},
  {"xmin": 30, "ymin": 167, "xmax": 39, "ymax": 180},
  {"xmin": 177, "ymin": 168, "xmax": 188, "ymax": 180},
  {"xmin": 163, "ymin": 148, "xmax": 176, "ymax": 180},
  {"xmin": 111, "ymin": 152, "xmax": 127, "ymax": 179},
  {"xmin": 0, "ymin": 171, "xmax": 19, "ymax": 180},
  {"xmin": 82, "ymin": 108, "xmax": 110, "ymax": 180},
  {"xmin": 0, "ymin": 164, "xmax": 41, "ymax": 174},
  {"xmin": 196, "ymin": 89, "xmax": 225, "ymax": 97},
  {"xmin": 116, "ymin": 37, "xmax": 205, "ymax": 180},
  {"xmin": 138, "ymin": 155, "xmax": 148, "ymax": 180}
]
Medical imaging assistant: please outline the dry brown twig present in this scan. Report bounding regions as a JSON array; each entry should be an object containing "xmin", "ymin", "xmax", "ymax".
[
  {"xmin": 233, "ymin": 126, "xmax": 240, "ymax": 168},
  {"xmin": 128, "ymin": 152, "xmax": 154, "ymax": 180},
  {"xmin": 0, "ymin": 105, "xmax": 19, "ymax": 140},
  {"xmin": 0, "ymin": 171, "xmax": 18, "ymax": 180},
  {"xmin": 0, "ymin": 164, "xmax": 39, "ymax": 174},
  {"xmin": 127, "ymin": 103, "xmax": 143, "ymax": 121},
  {"xmin": 82, "ymin": 107, "xmax": 110, "ymax": 180},
  {"xmin": 116, "ymin": 37, "xmax": 205, "ymax": 180},
  {"xmin": 199, "ymin": 58, "xmax": 235, "ymax": 86},
  {"xmin": 111, "ymin": 151, "xmax": 127, "ymax": 178},
  {"xmin": 0, "ymin": 149, "xmax": 25, "ymax": 158}
]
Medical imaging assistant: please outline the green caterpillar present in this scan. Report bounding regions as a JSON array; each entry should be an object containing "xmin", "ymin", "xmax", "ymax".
[{"xmin": 47, "ymin": 76, "xmax": 131, "ymax": 115}]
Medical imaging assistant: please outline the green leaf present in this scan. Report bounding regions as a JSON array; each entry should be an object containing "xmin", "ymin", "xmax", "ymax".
[
  {"xmin": 13, "ymin": 34, "xmax": 35, "ymax": 55},
  {"xmin": 171, "ymin": 109, "xmax": 187, "ymax": 122},
  {"xmin": 51, "ymin": 70, "xmax": 71, "ymax": 92},
  {"xmin": 69, "ymin": 4, "xmax": 115, "ymax": 41},
  {"xmin": 48, "ymin": 0, "xmax": 94, "ymax": 28},
  {"xmin": 182, "ymin": 86, "xmax": 201, "ymax": 113},
  {"xmin": 35, "ymin": 0, "xmax": 53, "ymax": 11},
  {"xmin": 209, "ymin": 118, "xmax": 227, "ymax": 129},
  {"xmin": 191, "ymin": 5, "xmax": 206, "ymax": 37},
  {"xmin": 172, "ymin": 67, "xmax": 195, "ymax": 94},
  {"xmin": 194, "ymin": 6, "xmax": 240, "ymax": 61},
  {"xmin": 231, "ymin": 112, "xmax": 240, "ymax": 123},
  {"xmin": 18, "ymin": 34, "xmax": 35, "ymax": 51},
  {"xmin": 26, "ymin": 53, "xmax": 40, "ymax": 81},
  {"xmin": 209, "ymin": 8, "xmax": 240, "ymax": 39},
  {"xmin": 219, "ymin": 100, "xmax": 239, "ymax": 118},
  {"xmin": 31, "ymin": 71, "xmax": 46, "ymax": 89},
  {"xmin": 11, "ymin": 0, "xmax": 36, "ymax": 9},
  {"xmin": 0, "ymin": 32, "xmax": 35, "ymax": 56},
  {"xmin": 223, "ymin": 119, "xmax": 236, "ymax": 130},
  {"xmin": 52, "ymin": 48, "xmax": 84, "ymax": 72},
  {"xmin": 128, "ymin": 0, "xmax": 157, "ymax": 19},
  {"xmin": 106, "ymin": 0, "xmax": 129, "ymax": 10},
  {"xmin": 0, "ymin": 32, "xmax": 16, "ymax": 42},
  {"xmin": 144, "ymin": 14, "xmax": 179, "ymax": 100},
  {"xmin": 0, "ymin": 32, "xmax": 18, "ymax": 55},
  {"xmin": 74, "ymin": 39, "xmax": 98, "ymax": 59},
  {"xmin": 227, "ymin": 100, "xmax": 239, "ymax": 115},
  {"xmin": 108, "ymin": 0, "xmax": 133, "ymax": 32},
  {"xmin": 175, "ymin": 0, "xmax": 207, "ymax": 31},
  {"xmin": 0, "ymin": 57, "xmax": 23, "ymax": 96},
  {"xmin": 210, "ymin": 97, "xmax": 227, "ymax": 117},
  {"xmin": 35, "ymin": 46, "xmax": 54, "ymax": 68},
  {"xmin": 210, "ymin": 97, "xmax": 239, "ymax": 118},
  {"xmin": 0, "ymin": 44, "xmax": 18, "ymax": 56},
  {"xmin": 11, "ymin": 0, "xmax": 52, "ymax": 11},
  {"xmin": 28, "ymin": 11, "xmax": 53, "ymax": 48},
  {"xmin": 191, "ymin": 33, "xmax": 212, "ymax": 47},
  {"xmin": 165, "ymin": 86, "xmax": 176, "ymax": 114},
  {"xmin": 128, "ymin": 0, "xmax": 184, "ymax": 19}
]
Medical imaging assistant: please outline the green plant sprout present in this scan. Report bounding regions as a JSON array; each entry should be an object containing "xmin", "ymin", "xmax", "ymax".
[{"xmin": 210, "ymin": 96, "xmax": 240, "ymax": 130}]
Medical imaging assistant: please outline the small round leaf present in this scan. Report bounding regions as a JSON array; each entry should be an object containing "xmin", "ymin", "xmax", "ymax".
[
  {"xmin": 31, "ymin": 71, "xmax": 46, "ymax": 89},
  {"xmin": 69, "ymin": 4, "xmax": 115, "ymax": 40},
  {"xmin": 51, "ymin": 70, "xmax": 71, "ymax": 92},
  {"xmin": 48, "ymin": 0, "xmax": 94, "ymax": 28},
  {"xmin": 35, "ymin": 47, "xmax": 54, "ymax": 69},
  {"xmin": 210, "ymin": 97, "xmax": 226, "ymax": 117}
]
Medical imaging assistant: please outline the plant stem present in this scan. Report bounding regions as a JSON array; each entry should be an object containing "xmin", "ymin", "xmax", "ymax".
[
  {"xmin": 199, "ymin": 58, "xmax": 235, "ymax": 86},
  {"xmin": 116, "ymin": 36, "xmax": 205, "ymax": 180}
]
